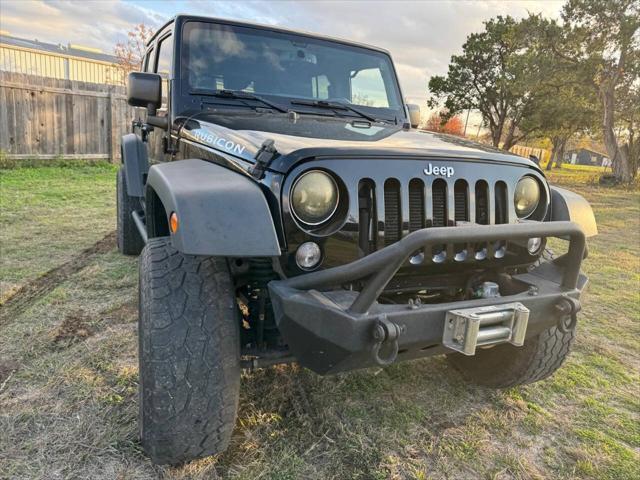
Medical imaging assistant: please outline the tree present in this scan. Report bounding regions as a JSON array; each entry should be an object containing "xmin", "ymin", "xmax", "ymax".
[
  {"xmin": 504, "ymin": 16, "xmax": 598, "ymax": 170},
  {"xmin": 114, "ymin": 24, "xmax": 154, "ymax": 79},
  {"xmin": 542, "ymin": 88, "xmax": 599, "ymax": 170},
  {"xmin": 556, "ymin": 0, "xmax": 640, "ymax": 182},
  {"xmin": 529, "ymin": 58, "xmax": 597, "ymax": 170},
  {"xmin": 616, "ymin": 80, "xmax": 640, "ymax": 178},
  {"xmin": 424, "ymin": 111, "xmax": 465, "ymax": 136},
  {"xmin": 427, "ymin": 16, "xmax": 545, "ymax": 149}
]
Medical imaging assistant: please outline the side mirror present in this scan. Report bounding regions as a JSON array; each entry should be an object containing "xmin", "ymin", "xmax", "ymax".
[
  {"xmin": 128, "ymin": 72, "xmax": 162, "ymax": 115},
  {"xmin": 406, "ymin": 104, "xmax": 421, "ymax": 129}
]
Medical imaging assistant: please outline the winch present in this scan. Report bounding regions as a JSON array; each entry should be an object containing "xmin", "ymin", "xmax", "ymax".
[{"xmin": 442, "ymin": 302, "xmax": 530, "ymax": 355}]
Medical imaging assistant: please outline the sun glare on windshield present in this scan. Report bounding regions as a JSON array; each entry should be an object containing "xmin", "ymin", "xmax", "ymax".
[{"xmin": 181, "ymin": 21, "xmax": 402, "ymax": 113}]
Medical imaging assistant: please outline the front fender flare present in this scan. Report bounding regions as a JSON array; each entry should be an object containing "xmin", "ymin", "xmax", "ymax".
[
  {"xmin": 146, "ymin": 159, "xmax": 281, "ymax": 256},
  {"xmin": 550, "ymin": 186, "xmax": 598, "ymax": 237}
]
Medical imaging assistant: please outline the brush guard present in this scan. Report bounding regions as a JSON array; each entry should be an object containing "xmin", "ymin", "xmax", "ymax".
[{"xmin": 268, "ymin": 221, "xmax": 587, "ymax": 374}]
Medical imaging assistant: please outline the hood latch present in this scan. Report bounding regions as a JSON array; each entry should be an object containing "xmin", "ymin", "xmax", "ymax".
[{"xmin": 249, "ymin": 139, "xmax": 278, "ymax": 180}]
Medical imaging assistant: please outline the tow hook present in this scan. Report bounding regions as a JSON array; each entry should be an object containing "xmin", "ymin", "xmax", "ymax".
[
  {"xmin": 555, "ymin": 296, "xmax": 581, "ymax": 333},
  {"xmin": 371, "ymin": 315, "xmax": 405, "ymax": 366}
]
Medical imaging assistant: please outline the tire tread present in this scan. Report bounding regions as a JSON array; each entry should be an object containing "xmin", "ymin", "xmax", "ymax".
[
  {"xmin": 139, "ymin": 237, "xmax": 240, "ymax": 465},
  {"xmin": 448, "ymin": 325, "xmax": 575, "ymax": 388}
]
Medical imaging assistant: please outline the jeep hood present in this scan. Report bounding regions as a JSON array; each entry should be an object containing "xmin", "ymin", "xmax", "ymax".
[{"xmin": 179, "ymin": 113, "xmax": 539, "ymax": 173}]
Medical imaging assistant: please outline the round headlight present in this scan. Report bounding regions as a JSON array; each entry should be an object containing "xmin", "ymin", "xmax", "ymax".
[
  {"xmin": 291, "ymin": 170, "xmax": 339, "ymax": 225},
  {"xmin": 514, "ymin": 176, "xmax": 540, "ymax": 218}
]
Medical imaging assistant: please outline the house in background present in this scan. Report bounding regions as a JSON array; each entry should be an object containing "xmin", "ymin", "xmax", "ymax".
[
  {"xmin": 564, "ymin": 148, "xmax": 611, "ymax": 167},
  {"xmin": 0, "ymin": 31, "xmax": 124, "ymax": 85}
]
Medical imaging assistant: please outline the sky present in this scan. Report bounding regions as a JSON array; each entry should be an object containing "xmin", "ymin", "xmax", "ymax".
[{"xmin": 0, "ymin": 0, "xmax": 564, "ymax": 129}]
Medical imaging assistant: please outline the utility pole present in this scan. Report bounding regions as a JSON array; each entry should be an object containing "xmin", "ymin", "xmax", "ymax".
[{"xmin": 463, "ymin": 108, "xmax": 471, "ymax": 137}]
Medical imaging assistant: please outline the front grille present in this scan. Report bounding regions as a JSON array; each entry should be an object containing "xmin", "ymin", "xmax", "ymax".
[{"xmin": 358, "ymin": 176, "xmax": 511, "ymax": 263}]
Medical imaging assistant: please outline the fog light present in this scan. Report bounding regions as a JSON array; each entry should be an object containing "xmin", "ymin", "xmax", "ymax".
[
  {"xmin": 296, "ymin": 242, "xmax": 321, "ymax": 269},
  {"xmin": 527, "ymin": 237, "xmax": 543, "ymax": 254}
]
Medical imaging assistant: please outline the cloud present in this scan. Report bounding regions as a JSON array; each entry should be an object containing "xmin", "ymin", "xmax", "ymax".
[
  {"xmin": 0, "ymin": 0, "xmax": 564, "ymax": 109},
  {"xmin": 0, "ymin": 0, "xmax": 165, "ymax": 53}
]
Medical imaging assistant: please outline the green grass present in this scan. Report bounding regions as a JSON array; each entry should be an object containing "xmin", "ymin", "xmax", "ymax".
[
  {"xmin": 0, "ymin": 163, "xmax": 118, "ymax": 300},
  {"xmin": 0, "ymin": 164, "xmax": 638, "ymax": 479}
]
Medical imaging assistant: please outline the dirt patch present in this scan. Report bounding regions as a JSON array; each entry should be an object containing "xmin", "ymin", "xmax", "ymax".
[
  {"xmin": 102, "ymin": 299, "xmax": 138, "ymax": 324},
  {"xmin": 50, "ymin": 311, "xmax": 94, "ymax": 344},
  {"xmin": 0, "ymin": 231, "xmax": 116, "ymax": 323}
]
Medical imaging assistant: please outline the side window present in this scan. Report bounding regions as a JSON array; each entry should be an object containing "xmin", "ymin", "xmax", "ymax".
[
  {"xmin": 143, "ymin": 47, "xmax": 155, "ymax": 72},
  {"xmin": 350, "ymin": 68, "xmax": 389, "ymax": 107},
  {"xmin": 155, "ymin": 35, "xmax": 173, "ymax": 107}
]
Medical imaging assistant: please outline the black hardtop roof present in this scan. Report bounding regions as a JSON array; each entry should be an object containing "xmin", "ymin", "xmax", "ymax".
[{"xmin": 148, "ymin": 14, "xmax": 392, "ymax": 56}]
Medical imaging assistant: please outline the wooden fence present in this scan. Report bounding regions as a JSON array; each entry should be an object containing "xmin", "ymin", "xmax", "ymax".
[
  {"xmin": 0, "ymin": 71, "xmax": 133, "ymax": 162},
  {"xmin": 510, "ymin": 144, "xmax": 552, "ymax": 166}
]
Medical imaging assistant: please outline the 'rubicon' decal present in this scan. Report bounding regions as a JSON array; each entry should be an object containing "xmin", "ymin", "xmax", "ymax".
[
  {"xmin": 423, "ymin": 163, "xmax": 454, "ymax": 178},
  {"xmin": 193, "ymin": 130, "xmax": 246, "ymax": 156}
]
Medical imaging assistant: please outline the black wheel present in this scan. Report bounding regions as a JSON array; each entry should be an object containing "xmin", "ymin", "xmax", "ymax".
[
  {"xmin": 138, "ymin": 237, "xmax": 241, "ymax": 465},
  {"xmin": 447, "ymin": 325, "xmax": 575, "ymax": 388},
  {"xmin": 117, "ymin": 168, "xmax": 144, "ymax": 255}
]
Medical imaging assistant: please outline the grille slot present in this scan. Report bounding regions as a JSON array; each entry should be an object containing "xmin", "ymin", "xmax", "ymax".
[
  {"xmin": 384, "ymin": 179, "xmax": 402, "ymax": 246},
  {"xmin": 358, "ymin": 179, "xmax": 377, "ymax": 255},
  {"xmin": 495, "ymin": 181, "xmax": 508, "ymax": 224},
  {"xmin": 432, "ymin": 179, "xmax": 447, "ymax": 227},
  {"xmin": 475, "ymin": 181, "xmax": 489, "ymax": 225},
  {"xmin": 408, "ymin": 179, "xmax": 425, "ymax": 232},
  {"xmin": 454, "ymin": 180, "xmax": 469, "ymax": 222}
]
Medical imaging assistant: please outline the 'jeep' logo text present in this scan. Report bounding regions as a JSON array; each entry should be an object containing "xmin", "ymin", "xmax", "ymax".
[{"xmin": 423, "ymin": 163, "xmax": 454, "ymax": 178}]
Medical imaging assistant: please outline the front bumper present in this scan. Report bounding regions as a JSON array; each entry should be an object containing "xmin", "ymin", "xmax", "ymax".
[{"xmin": 269, "ymin": 221, "xmax": 587, "ymax": 374}]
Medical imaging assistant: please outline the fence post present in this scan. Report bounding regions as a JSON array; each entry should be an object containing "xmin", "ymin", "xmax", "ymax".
[{"xmin": 107, "ymin": 85, "xmax": 115, "ymax": 163}]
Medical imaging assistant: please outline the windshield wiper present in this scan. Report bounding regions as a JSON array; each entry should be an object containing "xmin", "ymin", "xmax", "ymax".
[
  {"xmin": 290, "ymin": 99, "xmax": 381, "ymax": 123},
  {"xmin": 190, "ymin": 89, "xmax": 289, "ymax": 113}
]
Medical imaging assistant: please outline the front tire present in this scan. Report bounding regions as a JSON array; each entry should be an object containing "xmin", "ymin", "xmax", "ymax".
[
  {"xmin": 447, "ymin": 325, "xmax": 575, "ymax": 388},
  {"xmin": 117, "ymin": 168, "xmax": 144, "ymax": 255},
  {"xmin": 138, "ymin": 237, "xmax": 241, "ymax": 465}
]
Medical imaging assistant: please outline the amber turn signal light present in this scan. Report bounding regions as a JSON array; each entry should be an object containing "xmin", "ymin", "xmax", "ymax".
[{"xmin": 169, "ymin": 212, "xmax": 179, "ymax": 233}]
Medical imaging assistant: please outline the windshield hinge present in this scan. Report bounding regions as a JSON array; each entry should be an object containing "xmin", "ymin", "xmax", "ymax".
[{"xmin": 250, "ymin": 139, "xmax": 278, "ymax": 179}]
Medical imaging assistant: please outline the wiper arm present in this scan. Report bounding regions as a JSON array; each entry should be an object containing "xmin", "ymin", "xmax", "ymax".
[
  {"xmin": 290, "ymin": 99, "xmax": 379, "ymax": 123},
  {"xmin": 190, "ymin": 89, "xmax": 289, "ymax": 113}
]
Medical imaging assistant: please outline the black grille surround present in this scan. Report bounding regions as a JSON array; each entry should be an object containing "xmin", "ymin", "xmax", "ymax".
[{"xmin": 281, "ymin": 157, "xmax": 550, "ymax": 272}]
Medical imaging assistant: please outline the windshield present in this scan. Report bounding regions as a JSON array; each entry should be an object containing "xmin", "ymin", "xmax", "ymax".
[{"xmin": 180, "ymin": 21, "xmax": 404, "ymax": 120}]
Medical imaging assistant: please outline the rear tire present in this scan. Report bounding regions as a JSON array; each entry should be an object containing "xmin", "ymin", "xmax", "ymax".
[
  {"xmin": 447, "ymin": 325, "xmax": 575, "ymax": 388},
  {"xmin": 138, "ymin": 237, "xmax": 241, "ymax": 465},
  {"xmin": 117, "ymin": 168, "xmax": 144, "ymax": 255}
]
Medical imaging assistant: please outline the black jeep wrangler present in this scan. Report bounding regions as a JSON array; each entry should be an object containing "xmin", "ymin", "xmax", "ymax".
[{"xmin": 117, "ymin": 15, "xmax": 597, "ymax": 465}]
